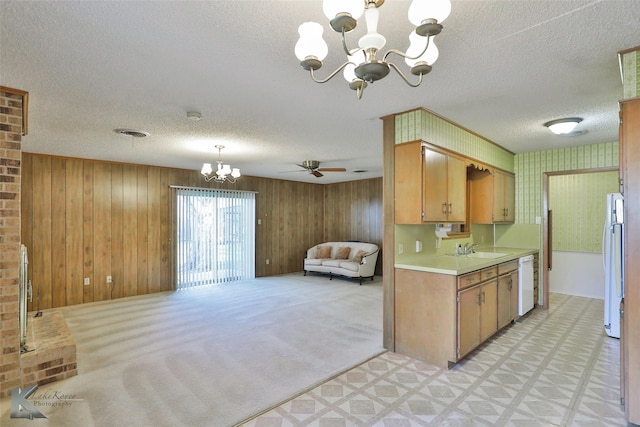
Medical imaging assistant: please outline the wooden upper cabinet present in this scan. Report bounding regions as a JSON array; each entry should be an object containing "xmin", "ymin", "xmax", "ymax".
[
  {"xmin": 422, "ymin": 147, "xmax": 448, "ymax": 222},
  {"xmin": 423, "ymin": 146, "xmax": 467, "ymax": 223},
  {"xmin": 394, "ymin": 141, "xmax": 466, "ymax": 224},
  {"xmin": 445, "ymin": 154, "xmax": 467, "ymax": 223},
  {"xmin": 470, "ymin": 168, "xmax": 515, "ymax": 224},
  {"xmin": 502, "ymin": 170, "xmax": 516, "ymax": 222},
  {"xmin": 394, "ymin": 141, "xmax": 424, "ymax": 224}
]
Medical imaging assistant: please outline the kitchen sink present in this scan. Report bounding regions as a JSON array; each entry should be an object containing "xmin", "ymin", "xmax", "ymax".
[{"xmin": 465, "ymin": 251, "xmax": 509, "ymax": 259}]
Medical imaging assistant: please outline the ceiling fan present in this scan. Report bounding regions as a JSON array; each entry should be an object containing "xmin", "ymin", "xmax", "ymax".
[{"xmin": 296, "ymin": 160, "xmax": 347, "ymax": 177}]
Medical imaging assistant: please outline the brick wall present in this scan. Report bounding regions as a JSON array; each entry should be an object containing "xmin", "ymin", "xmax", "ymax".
[{"xmin": 0, "ymin": 88, "xmax": 23, "ymax": 398}]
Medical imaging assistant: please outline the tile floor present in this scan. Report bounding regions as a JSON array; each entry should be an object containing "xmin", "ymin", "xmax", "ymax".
[{"xmin": 241, "ymin": 293, "xmax": 626, "ymax": 426}]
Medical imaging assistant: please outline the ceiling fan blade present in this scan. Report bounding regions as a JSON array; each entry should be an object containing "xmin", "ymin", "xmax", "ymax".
[
  {"xmin": 317, "ymin": 167, "xmax": 347, "ymax": 172},
  {"xmin": 312, "ymin": 170, "xmax": 323, "ymax": 177}
]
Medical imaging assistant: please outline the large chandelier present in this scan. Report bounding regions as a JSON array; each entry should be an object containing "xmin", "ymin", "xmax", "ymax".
[
  {"xmin": 295, "ymin": 0, "xmax": 451, "ymax": 99},
  {"xmin": 201, "ymin": 145, "xmax": 241, "ymax": 184}
]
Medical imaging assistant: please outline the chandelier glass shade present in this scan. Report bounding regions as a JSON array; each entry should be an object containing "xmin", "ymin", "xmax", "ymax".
[
  {"xmin": 201, "ymin": 145, "xmax": 241, "ymax": 184},
  {"xmin": 295, "ymin": 0, "xmax": 451, "ymax": 99}
]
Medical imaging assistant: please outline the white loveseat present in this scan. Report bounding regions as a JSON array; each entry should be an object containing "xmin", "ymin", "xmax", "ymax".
[{"xmin": 303, "ymin": 241, "xmax": 379, "ymax": 284}]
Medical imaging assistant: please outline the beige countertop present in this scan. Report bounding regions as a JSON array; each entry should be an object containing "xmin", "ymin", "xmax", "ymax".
[{"xmin": 394, "ymin": 247, "xmax": 538, "ymax": 275}]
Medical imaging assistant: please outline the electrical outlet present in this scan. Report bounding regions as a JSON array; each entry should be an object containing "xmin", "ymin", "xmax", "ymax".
[
  {"xmin": 84, "ymin": 277, "xmax": 90, "ymax": 286},
  {"xmin": 415, "ymin": 240, "xmax": 422, "ymax": 253},
  {"xmin": 106, "ymin": 275, "xmax": 112, "ymax": 283},
  {"xmin": 258, "ymin": 219, "xmax": 262, "ymax": 225},
  {"xmin": 398, "ymin": 243, "xmax": 404, "ymax": 254},
  {"xmin": 266, "ymin": 259, "xmax": 270, "ymax": 265}
]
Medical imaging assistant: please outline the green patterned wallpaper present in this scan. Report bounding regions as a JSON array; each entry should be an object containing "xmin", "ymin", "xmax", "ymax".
[
  {"xmin": 395, "ymin": 109, "xmax": 515, "ymax": 172},
  {"xmin": 621, "ymin": 48, "xmax": 640, "ymax": 99},
  {"xmin": 549, "ymin": 171, "xmax": 619, "ymax": 253},
  {"xmin": 514, "ymin": 142, "xmax": 618, "ymax": 224}
]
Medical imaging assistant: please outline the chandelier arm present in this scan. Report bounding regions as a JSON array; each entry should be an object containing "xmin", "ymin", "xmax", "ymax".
[
  {"xmin": 203, "ymin": 174, "xmax": 237, "ymax": 184},
  {"xmin": 309, "ymin": 62, "xmax": 353, "ymax": 84},
  {"xmin": 339, "ymin": 28, "xmax": 363, "ymax": 58},
  {"xmin": 382, "ymin": 36, "xmax": 431, "ymax": 63},
  {"xmin": 388, "ymin": 62, "xmax": 424, "ymax": 88}
]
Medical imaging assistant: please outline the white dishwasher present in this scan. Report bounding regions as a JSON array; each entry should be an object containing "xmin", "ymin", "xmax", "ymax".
[{"xmin": 518, "ymin": 255, "xmax": 535, "ymax": 315}]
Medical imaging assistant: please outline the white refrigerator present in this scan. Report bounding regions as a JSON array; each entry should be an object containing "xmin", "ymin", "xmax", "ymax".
[{"xmin": 602, "ymin": 192, "xmax": 624, "ymax": 339}]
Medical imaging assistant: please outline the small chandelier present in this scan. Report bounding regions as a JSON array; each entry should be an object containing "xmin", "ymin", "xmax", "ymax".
[
  {"xmin": 295, "ymin": 0, "xmax": 451, "ymax": 99},
  {"xmin": 201, "ymin": 145, "xmax": 241, "ymax": 184}
]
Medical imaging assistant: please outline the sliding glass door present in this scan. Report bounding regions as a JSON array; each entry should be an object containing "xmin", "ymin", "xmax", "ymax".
[{"xmin": 175, "ymin": 187, "xmax": 255, "ymax": 289}]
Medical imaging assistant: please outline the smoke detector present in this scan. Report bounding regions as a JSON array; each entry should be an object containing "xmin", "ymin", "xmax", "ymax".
[
  {"xmin": 187, "ymin": 112, "xmax": 202, "ymax": 121},
  {"xmin": 114, "ymin": 129, "xmax": 149, "ymax": 138}
]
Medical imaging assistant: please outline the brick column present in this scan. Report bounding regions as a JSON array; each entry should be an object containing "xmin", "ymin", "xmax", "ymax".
[{"xmin": 0, "ymin": 88, "xmax": 24, "ymax": 398}]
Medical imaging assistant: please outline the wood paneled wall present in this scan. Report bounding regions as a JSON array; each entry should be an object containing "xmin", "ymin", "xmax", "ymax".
[
  {"xmin": 323, "ymin": 179, "xmax": 383, "ymax": 276},
  {"xmin": 21, "ymin": 153, "xmax": 383, "ymax": 310}
]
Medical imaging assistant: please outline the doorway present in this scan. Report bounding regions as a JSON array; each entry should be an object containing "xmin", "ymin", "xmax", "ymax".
[
  {"xmin": 542, "ymin": 167, "xmax": 619, "ymax": 307},
  {"xmin": 172, "ymin": 186, "xmax": 256, "ymax": 289}
]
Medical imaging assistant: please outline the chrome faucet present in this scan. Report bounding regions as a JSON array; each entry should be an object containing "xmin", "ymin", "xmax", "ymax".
[{"xmin": 464, "ymin": 243, "xmax": 479, "ymax": 254}]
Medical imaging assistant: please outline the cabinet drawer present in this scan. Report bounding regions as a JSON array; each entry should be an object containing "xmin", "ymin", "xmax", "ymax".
[
  {"xmin": 481, "ymin": 267, "xmax": 498, "ymax": 281},
  {"xmin": 458, "ymin": 271, "xmax": 481, "ymax": 289},
  {"xmin": 458, "ymin": 266, "xmax": 499, "ymax": 290},
  {"xmin": 498, "ymin": 260, "xmax": 518, "ymax": 275}
]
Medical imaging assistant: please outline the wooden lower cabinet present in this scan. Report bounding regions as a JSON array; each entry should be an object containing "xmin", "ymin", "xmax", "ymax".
[
  {"xmin": 395, "ymin": 259, "xmax": 524, "ymax": 368},
  {"xmin": 395, "ymin": 268, "xmax": 458, "ymax": 368},
  {"xmin": 497, "ymin": 270, "xmax": 519, "ymax": 330},
  {"xmin": 480, "ymin": 281, "xmax": 498, "ymax": 341},
  {"xmin": 458, "ymin": 280, "xmax": 497, "ymax": 359}
]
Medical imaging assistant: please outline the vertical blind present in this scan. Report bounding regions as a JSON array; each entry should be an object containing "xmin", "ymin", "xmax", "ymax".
[{"xmin": 173, "ymin": 186, "xmax": 256, "ymax": 290}]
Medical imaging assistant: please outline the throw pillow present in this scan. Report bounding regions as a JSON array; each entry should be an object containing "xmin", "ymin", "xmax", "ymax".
[
  {"xmin": 335, "ymin": 246, "xmax": 351, "ymax": 260},
  {"xmin": 316, "ymin": 245, "xmax": 332, "ymax": 259},
  {"xmin": 353, "ymin": 249, "xmax": 368, "ymax": 263}
]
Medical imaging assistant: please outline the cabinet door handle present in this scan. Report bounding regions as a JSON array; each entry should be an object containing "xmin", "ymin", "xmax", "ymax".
[
  {"xmin": 477, "ymin": 292, "xmax": 482, "ymax": 306},
  {"xmin": 448, "ymin": 203, "xmax": 452, "ymax": 214},
  {"xmin": 482, "ymin": 291, "xmax": 486, "ymax": 303},
  {"xmin": 442, "ymin": 203, "xmax": 447, "ymax": 214},
  {"xmin": 505, "ymin": 208, "xmax": 509, "ymax": 217}
]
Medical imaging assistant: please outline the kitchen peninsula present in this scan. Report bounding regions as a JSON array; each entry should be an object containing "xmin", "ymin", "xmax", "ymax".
[{"xmin": 394, "ymin": 247, "xmax": 539, "ymax": 369}]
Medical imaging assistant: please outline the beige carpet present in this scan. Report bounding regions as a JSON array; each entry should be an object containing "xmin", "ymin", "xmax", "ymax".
[{"xmin": 1, "ymin": 273, "xmax": 383, "ymax": 426}]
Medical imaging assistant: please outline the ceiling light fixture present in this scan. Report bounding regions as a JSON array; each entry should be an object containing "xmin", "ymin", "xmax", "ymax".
[
  {"xmin": 544, "ymin": 117, "xmax": 583, "ymax": 135},
  {"xmin": 201, "ymin": 145, "xmax": 241, "ymax": 184},
  {"xmin": 295, "ymin": 0, "xmax": 451, "ymax": 99}
]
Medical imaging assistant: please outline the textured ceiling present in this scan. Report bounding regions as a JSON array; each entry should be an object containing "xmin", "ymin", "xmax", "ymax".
[{"xmin": 1, "ymin": 1, "xmax": 639, "ymax": 184}]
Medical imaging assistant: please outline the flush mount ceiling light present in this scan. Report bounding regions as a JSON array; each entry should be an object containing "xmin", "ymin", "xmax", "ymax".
[
  {"xmin": 187, "ymin": 112, "xmax": 202, "ymax": 121},
  {"xmin": 543, "ymin": 118, "xmax": 584, "ymax": 135},
  {"xmin": 114, "ymin": 129, "xmax": 150, "ymax": 138},
  {"xmin": 201, "ymin": 145, "xmax": 241, "ymax": 184},
  {"xmin": 295, "ymin": 0, "xmax": 451, "ymax": 99}
]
